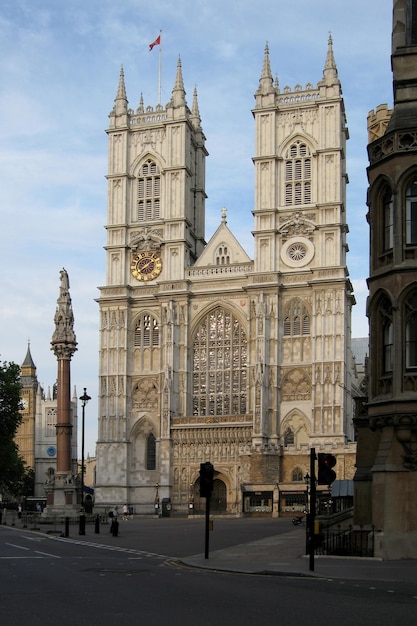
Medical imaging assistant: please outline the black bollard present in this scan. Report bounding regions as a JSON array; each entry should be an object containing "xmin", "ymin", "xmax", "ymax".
[
  {"xmin": 64, "ymin": 516, "xmax": 69, "ymax": 537},
  {"xmin": 94, "ymin": 514, "xmax": 100, "ymax": 534},
  {"xmin": 79, "ymin": 512, "xmax": 86, "ymax": 535},
  {"xmin": 112, "ymin": 519, "xmax": 119, "ymax": 537}
]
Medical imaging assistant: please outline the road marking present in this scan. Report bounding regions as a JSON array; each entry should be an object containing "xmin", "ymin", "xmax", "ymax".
[
  {"xmin": 51, "ymin": 536, "xmax": 167, "ymax": 559},
  {"xmin": 5, "ymin": 543, "xmax": 30, "ymax": 550},
  {"xmin": 34, "ymin": 550, "xmax": 61, "ymax": 558},
  {"xmin": 0, "ymin": 556, "xmax": 43, "ymax": 559},
  {"xmin": 20, "ymin": 535, "xmax": 43, "ymax": 542}
]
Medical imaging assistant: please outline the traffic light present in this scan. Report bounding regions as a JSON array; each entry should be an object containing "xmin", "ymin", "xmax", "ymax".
[
  {"xmin": 199, "ymin": 462, "xmax": 214, "ymax": 498},
  {"xmin": 317, "ymin": 453, "xmax": 337, "ymax": 485}
]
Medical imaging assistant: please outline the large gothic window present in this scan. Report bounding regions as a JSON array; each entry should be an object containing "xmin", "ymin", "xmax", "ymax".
[
  {"xmin": 134, "ymin": 314, "xmax": 160, "ymax": 347},
  {"xmin": 192, "ymin": 308, "xmax": 247, "ymax": 416},
  {"xmin": 283, "ymin": 299, "xmax": 310, "ymax": 336},
  {"xmin": 405, "ymin": 291, "xmax": 417, "ymax": 369},
  {"xmin": 405, "ymin": 179, "xmax": 417, "ymax": 244},
  {"xmin": 137, "ymin": 159, "xmax": 160, "ymax": 222},
  {"xmin": 285, "ymin": 141, "xmax": 312, "ymax": 206}
]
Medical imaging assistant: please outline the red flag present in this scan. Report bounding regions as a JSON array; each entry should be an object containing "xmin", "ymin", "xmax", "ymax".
[{"xmin": 149, "ymin": 34, "xmax": 161, "ymax": 51}]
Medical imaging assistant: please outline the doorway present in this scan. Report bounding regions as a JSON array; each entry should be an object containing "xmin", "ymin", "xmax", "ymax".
[{"xmin": 193, "ymin": 478, "xmax": 227, "ymax": 513}]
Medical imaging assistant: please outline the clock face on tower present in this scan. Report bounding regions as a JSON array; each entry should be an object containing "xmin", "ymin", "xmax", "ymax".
[{"xmin": 130, "ymin": 251, "xmax": 163, "ymax": 282}]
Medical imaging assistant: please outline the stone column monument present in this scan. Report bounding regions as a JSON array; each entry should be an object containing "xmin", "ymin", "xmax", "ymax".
[{"xmin": 46, "ymin": 268, "xmax": 78, "ymax": 513}]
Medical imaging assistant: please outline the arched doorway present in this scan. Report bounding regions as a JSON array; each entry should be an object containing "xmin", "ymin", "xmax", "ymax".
[
  {"xmin": 84, "ymin": 494, "xmax": 94, "ymax": 514},
  {"xmin": 193, "ymin": 478, "xmax": 227, "ymax": 514}
]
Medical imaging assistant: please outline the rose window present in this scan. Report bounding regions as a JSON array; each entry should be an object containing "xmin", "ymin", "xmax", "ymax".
[{"xmin": 287, "ymin": 242, "xmax": 307, "ymax": 261}]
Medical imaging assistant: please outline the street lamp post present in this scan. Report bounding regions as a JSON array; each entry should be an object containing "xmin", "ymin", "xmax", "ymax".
[
  {"xmin": 154, "ymin": 482, "xmax": 160, "ymax": 516},
  {"xmin": 304, "ymin": 472, "xmax": 310, "ymax": 554},
  {"xmin": 79, "ymin": 388, "xmax": 91, "ymax": 512}
]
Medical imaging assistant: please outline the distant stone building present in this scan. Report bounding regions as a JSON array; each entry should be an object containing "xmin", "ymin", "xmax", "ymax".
[
  {"xmin": 95, "ymin": 37, "xmax": 358, "ymax": 516},
  {"xmin": 16, "ymin": 344, "xmax": 78, "ymax": 501}
]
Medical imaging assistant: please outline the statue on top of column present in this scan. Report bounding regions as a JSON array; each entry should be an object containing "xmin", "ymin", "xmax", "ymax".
[{"xmin": 51, "ymin": 268, "xmax": 78, "ymax": 358}]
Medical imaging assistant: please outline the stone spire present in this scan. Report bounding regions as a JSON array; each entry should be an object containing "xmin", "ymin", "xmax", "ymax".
[
  {"xmin": 137, "ymin": 92, "xmax": 144, "ymax": 114},
  {"xmin": 51, "ymin": 268, "xmax": 77, "ymax": 360},
  {"xmin": 321, "ymin": 33, "xmax": 339, "ymax": 86},
  {"xmin": 22, "ymin": 341, "xmax": 36, "ymax": 370},
  {"xmin": 171, "ymin": 56, "xmax": 186, "ymax": 107},
  {"xmin": 20, "ymin": 341, "xmax": 37, "ymax": 388},
  {"xmin": 114, "ymin": 65, "xmax": 128, "ymax": 115},
  {"xmin": 191, "ymin": 86, "xmax": 202, "ymax": 129},
  {"xmin": 256, "ymin": 42, "xmax": 275, "ymax": 96}
]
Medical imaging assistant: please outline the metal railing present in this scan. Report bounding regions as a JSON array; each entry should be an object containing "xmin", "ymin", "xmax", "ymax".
[{"xmin": 315, "ymin": 524, "xmax": 376, "ymax": 557}]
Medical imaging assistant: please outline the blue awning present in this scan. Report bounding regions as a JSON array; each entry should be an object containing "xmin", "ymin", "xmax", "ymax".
[{"xmin": 331, "ymin": 480, "xmax": 354, "ymax": 497}]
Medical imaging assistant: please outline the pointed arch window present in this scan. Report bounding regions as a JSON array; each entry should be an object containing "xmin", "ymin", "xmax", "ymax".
[
  {"xmin": 383, "ymin": 321, "xmax": 393, "ymax": 372},
  {"xmin": 283, "ymin": 300, "xmax": 310, "ymax": 336},
  {"xmin": 383, "ymin": 187, "xmax": 394, "ymax": 251},
  {"xmin": 137, "ymin": 159, "xmax": 160, "ymax": 222},
  {"xmin": 292, "ymin": 467, "xmax": 303, "ymax": 482},
  {"xmin": 285, "ymin": 141, "xmax": 312, "ymax": 206},
  {"xmin": 134, "ymin": 314, "xmax": 160, "ymax": 347},
  {"xmin": 192, "ymin": 307, "xmax": 247, "ymax": 416},
  {"xmin": 379, "ymin": 297, "xmax": 393, "ymax": 373},
  {"xmin": 405, "ymin": 291, "xmax": 417, "ymax": 369},
  {"xmin": 146, "ymin": 433, "xmax": 156, "ymax": 470},
  {"xmin": 405, "ymin": 179, "xmax": 417, "ymax": 244}
]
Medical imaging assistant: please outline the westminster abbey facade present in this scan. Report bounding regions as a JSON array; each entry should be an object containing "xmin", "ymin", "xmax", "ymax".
[{"xmin": 94, "ymin": 37, "xmax": 358, "ymax": 516}]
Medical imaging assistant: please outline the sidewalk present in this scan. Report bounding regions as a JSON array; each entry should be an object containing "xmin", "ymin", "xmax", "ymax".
[{"xmin": 180, "ymin": 528, "xmax": 417, "ymax": 583}]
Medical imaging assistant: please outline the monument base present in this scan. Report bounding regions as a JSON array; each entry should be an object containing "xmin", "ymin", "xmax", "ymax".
[{"xmin": 43, "ymin": 471, "xmax": 80, "ymax": 518}]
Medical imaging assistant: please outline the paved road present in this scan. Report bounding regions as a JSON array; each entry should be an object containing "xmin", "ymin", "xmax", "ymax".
[{"xmin": 1, "ymin": 518, "xmax": 416, "ymax": 625}]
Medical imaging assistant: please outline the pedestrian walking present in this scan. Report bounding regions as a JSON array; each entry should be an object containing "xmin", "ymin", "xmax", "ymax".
[{"xmin": 109, "ymin": 506, "xmax": 119, "ymax": 535}]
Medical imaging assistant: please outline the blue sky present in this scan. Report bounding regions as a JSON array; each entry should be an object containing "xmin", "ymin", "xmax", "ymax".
[{"xmin": 0, "ymin": 0, "xmax": 393, "ymax": 456}]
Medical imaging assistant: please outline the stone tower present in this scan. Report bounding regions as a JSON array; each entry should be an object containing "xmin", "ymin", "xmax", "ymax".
[
  {"xmin": 354, "ymin": 0, "xmax": 417, "ymax": 559},
  {"xmin": 95, "ymin": 42, "xmax": 356, "ymax": 516},
  {"xmin": 252, "ymin": 38, "xmax": 355, "ymax": 451},
  {"xmin": 16, "ymin": 343, "xmax": 38, "ymax": 469}
]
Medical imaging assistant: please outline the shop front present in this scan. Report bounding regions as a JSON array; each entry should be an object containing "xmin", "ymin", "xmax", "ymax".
[
  {"xmin": 279, "ymin": 489, "xmax": 308, "ymax": 517},
  {"xmin": 242, "ymin": 489, "xmax": 274, "ymax": 515}
]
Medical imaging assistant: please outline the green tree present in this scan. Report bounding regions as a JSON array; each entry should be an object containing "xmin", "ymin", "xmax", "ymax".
[{"xmin": 0, "ymin": 360, "xmax": 25, "ymax": 497}]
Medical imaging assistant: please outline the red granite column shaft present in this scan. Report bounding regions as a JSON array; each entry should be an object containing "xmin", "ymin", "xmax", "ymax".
[{"xmin": 56, "ymin": 357, "xmax": 72, "ymax": 473}]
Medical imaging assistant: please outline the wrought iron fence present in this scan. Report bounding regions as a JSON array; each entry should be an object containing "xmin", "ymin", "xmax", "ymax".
[{"xmin": 315, "ymin": 524, "xmax": 375, "ymax": 557}]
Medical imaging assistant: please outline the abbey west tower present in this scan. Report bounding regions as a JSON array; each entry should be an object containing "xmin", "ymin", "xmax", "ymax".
[{"xmin": 95, "ymin": 40, "xmax": 356, "ymax": 516}]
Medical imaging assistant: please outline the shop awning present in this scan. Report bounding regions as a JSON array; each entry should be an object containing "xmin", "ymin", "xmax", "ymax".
[{"xmin": 331, "ymin": 480, "xmax": 354, "ymax": 497}]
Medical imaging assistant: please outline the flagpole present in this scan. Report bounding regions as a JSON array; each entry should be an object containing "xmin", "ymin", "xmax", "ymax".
[{"xmin": 158, "ymin": 29, "xmax": 162, "ymax": 106}]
